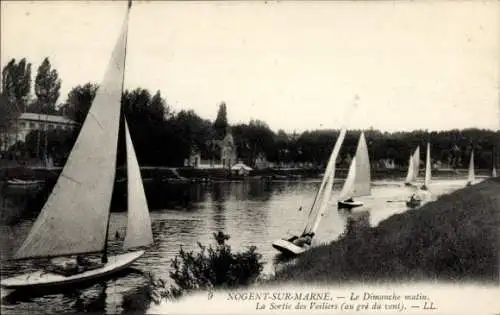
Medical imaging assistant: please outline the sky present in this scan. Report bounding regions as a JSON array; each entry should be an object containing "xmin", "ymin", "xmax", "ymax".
[{"xmin": 1, "ymin": 0, "xmax": 499, "ymax": 133}]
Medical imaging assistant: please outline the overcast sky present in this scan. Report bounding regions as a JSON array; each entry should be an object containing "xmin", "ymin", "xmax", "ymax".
[{"xmin": 1, "ymin": 0, "xmax": 499, "ymax": 133}]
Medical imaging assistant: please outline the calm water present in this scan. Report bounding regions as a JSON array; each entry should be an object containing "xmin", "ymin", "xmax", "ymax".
[{"xmin": 0, "ymin": 177, "xmax": 471, "ymax": 314}]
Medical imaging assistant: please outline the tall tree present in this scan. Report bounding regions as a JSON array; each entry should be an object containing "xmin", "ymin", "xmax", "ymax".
[
  {"xmin": 1, "ymin": 58, "xmax": 32, "ymax": 111},
  {"xmin": 62, "ymin": 82, "xmax": 99, "ymax": 124},
  {"xmin": 34, "ymin": 57, "xmax": 61, "ymax": 114},
  {"xmin": 213, "ymin": 101, "xmax": 228, "ymax": 140},
  {"xmin": 0, "ymin": 92, "xmax": 22, "ymax": 151},
  {"xmin": 149, "ymin": 90, "xmax": 171, "ymax": 122}
]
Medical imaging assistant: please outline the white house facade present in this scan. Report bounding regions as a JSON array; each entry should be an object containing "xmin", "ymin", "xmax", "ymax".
[{"xmin": 1, "ymin": 112, "xmax": 79, "ymax": 151}]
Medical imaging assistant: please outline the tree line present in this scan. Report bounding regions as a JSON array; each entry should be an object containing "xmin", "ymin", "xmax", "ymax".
[{"xmin": 1, "ymin": 57, "xmax": 499, "ymax": 169}]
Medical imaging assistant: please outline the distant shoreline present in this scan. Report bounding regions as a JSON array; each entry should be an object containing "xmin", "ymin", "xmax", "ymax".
[{"xmin": 0, "ymin": 165, "xmax": 492, "ymax": 182}]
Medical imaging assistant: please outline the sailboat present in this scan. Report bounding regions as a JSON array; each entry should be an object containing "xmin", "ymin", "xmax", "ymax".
[
  {"xmin": 404, "ymin": 146, "xmax": 420, "ymax": 186},
  {"xmin": 1, "ymin": 1, "xmax": 154, "ymax": 290},
  {"xmin": 491, "ymin": 147, "xmax": 497, "ymax": 177},
  {"xmin": 337, "ymin": 132, "xmax": 371, "ymax": 210},
  {"xmin": 272, "ymin": 128, "xmax": 347, "ymax": 256},
  {"xmin": 466, "ymin": 150, "xmax": 475, "ymax": 186},
  {"xmin": 420, "ymin": 142, "xmax": 431, "ymax": 190}
]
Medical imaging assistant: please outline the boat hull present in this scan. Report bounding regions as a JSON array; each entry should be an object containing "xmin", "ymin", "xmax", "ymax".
[
  {"xmin": 272, "ymin": 239, "xmax": 309, "ymax": 256},
  {"xmin": 0, "ymin": 250, "xmax": 145, "ymax": 290},
  {"xmin": 406, "ymin": 200, "xmax": 421, "ymax": 208},
  {"xmin": 337, "ymin": 200, "xmax": 363, "ymax": 210},
  {"xmin": 6, "ymin": 179, "xmax": 43, "ymax": 187}
]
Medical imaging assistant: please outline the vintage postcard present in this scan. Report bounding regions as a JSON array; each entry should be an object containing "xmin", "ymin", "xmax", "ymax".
[{"xmin": 0, "ymin": 0, "xmax": 499, "ymax": 314}]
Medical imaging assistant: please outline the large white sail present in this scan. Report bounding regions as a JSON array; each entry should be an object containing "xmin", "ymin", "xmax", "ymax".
[
  {"xmin": 14, "ymin": 6, "xmax": 131, "ymax": 260},
  {"xmin": 423, "ymin": 142, "xmax": 431, "ymax": 188},
  {"xmin": 310, "ymin": 162, "xmax": 336, "ymax": 234},
  {"xmin": 404, "ymin": 155, "xmax": 414, "ymax": 184},
  {"xmin": 339, "ymin": 158, "xmax": 356, "ymax": 200},
  {"xmin": 303, "ymin": 128, "xmax": 347, "ymax": 235},
  {"xmin": 353, "ymin": 132, "xmax": 371, "ymax": 197},
  {"xmin": 404, "ymin": 145, "xmax": 419, "ymax": 184},
  {"xmin": 413, "ymin": 146, "xmax": 420, "ymax": 180},
  {"xmin": 467, "ymin": 151, "xmax": 475, "ymax": 185},
  {"xmin": 123, "ymin": 119, "xmax": 154, "ymax": 249},
  {"xmin": 339, "ymin": 132, "xmax": 371, "ymax": 199}
]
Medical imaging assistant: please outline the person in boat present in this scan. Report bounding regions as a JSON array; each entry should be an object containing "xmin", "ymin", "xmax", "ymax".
[
  {"xmin": 76, "ymin": 255, "xmax": 92, "ymax": 268},
  {"xmin": 344, "ymin": 197, "xmax": 354, "ymax": 203},
  {"xmin": 409, "ymin": 193, "xmax": 421, "ymax": 203},
  {"xmin": 293, "ymin": 232, "xmax": 314, "ymax": 246}
]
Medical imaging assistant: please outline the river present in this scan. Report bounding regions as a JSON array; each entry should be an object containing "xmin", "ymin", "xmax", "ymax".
[{"xmin": 0, "ymin": 177, "xmax": 470, "ymax": 314}]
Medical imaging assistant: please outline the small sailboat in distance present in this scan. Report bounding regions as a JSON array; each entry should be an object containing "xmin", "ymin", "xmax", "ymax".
[
  {"xmin": 272, "ymin": 128, "xmax": 347, "ymax": 256},
  {"xmin": 420, "ymin": 142, "xmax": 431, "ymax": 190},
  {"xmin": 404, "ymin": 146, "xmax": 420, "ymax": 186},
  {"xmin": 1, "ymin": 1, "xmax": 154, "ymax": 291},
  {"xmin": 338, "ymin": 132, "xmax": 371, "ymax": 210},
  {"xmin": 492, "ymin": 147, "xmax": 497, "ymax": 177},
  {"xmin": 466, "ymin": 150, "xmax": 475, "ymax": 186}
]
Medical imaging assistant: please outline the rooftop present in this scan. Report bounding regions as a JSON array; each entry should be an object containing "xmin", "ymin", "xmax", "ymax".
[{"xmin": 19, "ymin": 113, "xmax": 78, "ymax": 125}]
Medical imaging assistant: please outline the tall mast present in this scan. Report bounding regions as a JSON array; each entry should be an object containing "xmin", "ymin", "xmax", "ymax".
[{"xmin": 102, "ymin": 0, "xmax": 132, "ymax": 264}]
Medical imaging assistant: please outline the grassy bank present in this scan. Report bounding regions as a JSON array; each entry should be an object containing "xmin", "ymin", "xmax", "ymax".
[{"xmin": 272, "ymin": 177, "xmax": 500, "ymax": 284}]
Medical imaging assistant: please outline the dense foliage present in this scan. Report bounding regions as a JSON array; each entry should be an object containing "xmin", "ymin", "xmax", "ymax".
[
  {"xmin": 1, "ymin": 57, "xmax": 499, "ymax": 169},
  {"xmin": 147, "ymin": 231, "xmax": 264, "ymax": 303}
]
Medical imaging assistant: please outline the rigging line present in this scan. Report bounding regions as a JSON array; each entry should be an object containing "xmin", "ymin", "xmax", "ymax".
[
  {"xmin": 88, "ymin": 111, "xmax": 104, "ymax": 131},
  {"xmin": 60, "ymin": 173, "xmax": 82, "ymax": 186}
]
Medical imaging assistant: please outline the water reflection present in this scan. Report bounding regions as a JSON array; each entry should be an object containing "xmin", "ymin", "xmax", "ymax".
[
  {"xmin": 0, "ymin": 182, "xmax": 48, "ymax": 226},
  {"xmin": 120, "ymin": 283, "xmax": 151, "ymax": 314},
  {"xmin": 211, "ymin": 203, "xmax": 226, "ymax": 233},
  {"xmin": 72, "ymin": 282, "xmax": 107, "ymax": 313}
]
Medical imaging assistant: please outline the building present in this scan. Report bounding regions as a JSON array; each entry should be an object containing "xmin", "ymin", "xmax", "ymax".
[
  {"xmin": 231, "ymin": 162, "xmax": 253, "ymax": 176},
  {"xmin": 254, "ymin": 152, "xmax": 273, "ymax": 169},
  {"xmin": 185, "ymin": 129, "xmax": 238, "ymax": 169},
  {"xmin": 379, "ymin": 158, "xmax": 396, "ymax": 169},
  {"xmin": 1, "ymin": 112, "xmax": 79, "ymax": 151},
  {"xmin": 220, "ymin": 131, "xmax": 237, "ymax": 169}
]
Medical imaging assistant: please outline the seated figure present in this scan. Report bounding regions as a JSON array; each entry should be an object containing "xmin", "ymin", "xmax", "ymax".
[
  {"xmin": 410, "ymin": 193, "xmax": 421, "ymax": 202},
  {"xmin": 293, "ymin": 232, "xmax": 314, "ymax": 246}
]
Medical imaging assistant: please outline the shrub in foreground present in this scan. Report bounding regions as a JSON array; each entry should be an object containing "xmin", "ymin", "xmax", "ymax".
[{"xmin": 148, "ymin": 231, "xmax": 264, "ymax": 303}]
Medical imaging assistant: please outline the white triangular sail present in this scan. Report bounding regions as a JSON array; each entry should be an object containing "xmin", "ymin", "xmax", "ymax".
[
  {"xmin": 310, "ymin": 163, "xmax": 336, "ymax": 234},
  {"xmin": 303, "ymin": 128, "xmax": 347, "ymax": 235},
  {"xmin": 493, "ymin": 148, "xmax": 497, "ymax": 177},
  {"xmin": 404, "ymin": 155, "xmax": 414, "ymax": 184},
  {"xmin": 404, "ymin": 146, "xmax": 420, "ymax": 184},
  {"xmin": 353, "ymin": 132, "xmax": 371, "ymax": 196},
  {"xmin": 339, "ymin": 132, "xmax": 371, "ymax": 200},
  {"xmin": 413, "ymin": 146, "xmax": 420, "ymax": 180},
  {"xmin": 123, "ymin": 119, "xmax": 154, "ymax": 249},
  {"xmin": 467, "ymin": 151, "xmax": 475, "ymax": 185},
  {"xmin": 14, "ymin": 6, "xmax": 131, "ymax": 260},
  {"xmin": 423, "ymin": 142, "xmax": 431, "ymax": 188},
  {"xmin": 339, "ymin": 158, "xmax": 357, "ymax": 200}
]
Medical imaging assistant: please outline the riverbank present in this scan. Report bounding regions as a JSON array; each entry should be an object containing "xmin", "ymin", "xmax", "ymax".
[
  {"xmin": 0, "ymin": 165, "xmax": 491, "ymax": 182},
  {"xmin": 272, "ymin": 177, "xmax": 500, "ymax": 284}
]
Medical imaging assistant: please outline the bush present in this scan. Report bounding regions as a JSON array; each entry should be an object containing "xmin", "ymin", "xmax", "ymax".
[{"xmin": 148, "ymin": 231, "xmax": 264, "ymax": 303}]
